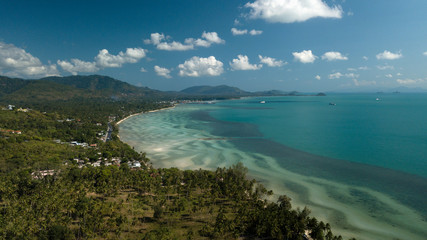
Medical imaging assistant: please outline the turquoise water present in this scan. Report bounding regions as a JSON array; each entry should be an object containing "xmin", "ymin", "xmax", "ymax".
[{"xmin": 119, "ymin": 94, "xmax": 427, "ymax": 240}]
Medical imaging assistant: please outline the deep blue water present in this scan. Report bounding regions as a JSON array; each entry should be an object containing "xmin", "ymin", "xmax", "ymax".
[
  {"xmin": 119, "ymin": 93, "xmax": 427, "ymax": 239},
  {"xmin": 210, "ymin": 93, "xmax": 427, "ymax": 178}
]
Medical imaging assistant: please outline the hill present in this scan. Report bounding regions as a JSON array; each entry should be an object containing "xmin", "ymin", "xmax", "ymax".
[
  {"xmin": 0, "ymin": 75, "xmax": 166, "ymax": 103},
  {"xmin": 41, "ymin": 75, "xmax": 162, "ymax": 97}
]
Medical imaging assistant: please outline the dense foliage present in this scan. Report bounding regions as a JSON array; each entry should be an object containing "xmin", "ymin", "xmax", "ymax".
[{"xmin": 0, "ymin": 74, "xmax": 349, "ymax": 239}]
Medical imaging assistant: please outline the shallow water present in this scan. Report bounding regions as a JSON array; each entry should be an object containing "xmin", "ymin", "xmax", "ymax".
[{"xmin": 119, "ymin": 94, "xmax": 427, "ymax": 240}]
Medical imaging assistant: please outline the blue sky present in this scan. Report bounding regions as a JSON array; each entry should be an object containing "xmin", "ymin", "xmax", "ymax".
[{"xmin": 1, "ymin": 0, "xmax": 426, "ymax": 92}]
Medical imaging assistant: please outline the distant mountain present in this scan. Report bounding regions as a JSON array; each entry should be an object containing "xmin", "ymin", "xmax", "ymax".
[
  {"xmin": 180, "ymin": 85, "xmax": 250, "ymax": 96},
  {"xmin": 0, "ymin": 75, "xmax": 165, "ymax": 103},
  {"xmin": 2, "ymin": 80, "xmax": 90, "ymax": 102},
  {"xmin": 0, "ymin": 76, "xmax": 28, "ymax": 97},
  {"xmin": 180, "ymin": 85, "xmax": 323, "ymax": 97},
  {"xmin": 41, "ymin": 75, "xmax": 162, "ymax": 97},
  {"xmin": 1, "ymin": 75, "xmax": 324, "ymax": 106}
]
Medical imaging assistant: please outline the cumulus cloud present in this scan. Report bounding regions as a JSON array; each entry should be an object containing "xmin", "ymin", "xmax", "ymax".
[
  {"xmin": 329, "ymin": 72, "xmax": 343, "ymax": 79},
  {"xmin": 423, "ymin": 51, "xmax": 427, "ymax": 56},
  {"xmin": 385, "ymin": 74, "xmax": 393, "ymax": 78},
  {"xmin": 231, "ymin": 28, "xmax": 248, "ymax": 35},
  {"xmin": 363, "ymin": 56, "xmax": 369, "ymax": 61},
  {"xmin": 230, "ymin": 55, "xmax": 262, "ymax": 70},
  {"xmin": 321, "ymin": 51, "xmax": 348, "ymax": 61},
  {"xmin": 154, "ymin": 65, "xmax": 172, "ymax": 78},
  {"xmin": 144, "ymin": 32, "xmax": 224, "ymax": 51},
  {"xmin": 0, "ymin": 41, "xmax": 59, "ymax": 77},
  {"xmin": 178, "ymin": 56, "xmax": 224, "ymax": 77},
  {"xmin": 57, "ymin": 47, "xmax": 147, "ymax": 75},
  {"xmin": 95, "ymin": 48, "xmax": 146, "ymax": 68},
  {"xmin": 245, "ymin": 0, "xmax": 343, "ymax": 23},
  {"xmin": 201, "ymin": 32, "xmax": 225, "ymax": 44},
  {"xmin": 57, "ymin": 59, "xmax": 99, "ymax": 75},
  {"xmin": 329, "ymin": 72, "xmax": 359, "ymax": 79},
  {"xmin": 140, "ymin": 67, "xmax": 147, "ymax": 72},
  {"xmin": 376, "ymin": 50, "xmax": 402, "ymax": 60},
  {"xmin": 231, "ymin": 28, "xmax": 263, "ymax": 36},
  {"xmin": 249, "ymin": 29, "xmax": 263, "ymax": 35},
  {"xmin": 258, "ymin": 55, "xmax": 285, "ymax": 67},
  {"xmin": 292, "ymin": 50, "xmax": 317, "ymax": 63},
  {"xmin": 315, "ymin": 75, "xmax": 321, "ymax": 80}
]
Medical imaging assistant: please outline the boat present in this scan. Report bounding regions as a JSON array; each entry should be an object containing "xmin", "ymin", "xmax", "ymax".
[
  {"xmin": 329, "ymin": 102, "xmax": 336, "ymax": 106},
  {"xmin": 376, "ymin": 98, "xmax": 380, "ymax": 101},
  {"xmin": 260, "ymin": 101, "xmax": 266, "ymax": 104}
]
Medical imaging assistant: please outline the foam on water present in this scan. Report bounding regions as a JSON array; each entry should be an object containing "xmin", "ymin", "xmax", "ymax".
[{"xmin": 119, "ymin": 101, "xmax": 427, "ymax": 240}]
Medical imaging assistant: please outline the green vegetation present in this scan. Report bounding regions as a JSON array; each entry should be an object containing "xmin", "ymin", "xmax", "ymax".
[{"xmin": 0, "ymin": 74, "xmax": 349, "ymax": 239}]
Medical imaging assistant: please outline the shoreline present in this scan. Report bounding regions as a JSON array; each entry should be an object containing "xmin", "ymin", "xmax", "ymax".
[
  {"xmin": 117, "ymin": 97, "xmax": 427, "ymax": 240},
  {"xmin": 115, "ymin": 105, "xmax": 177, "ymax": 126}
]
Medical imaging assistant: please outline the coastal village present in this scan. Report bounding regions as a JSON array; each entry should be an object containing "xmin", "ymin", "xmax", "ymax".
[{"xmin": 2, "ymin": 104, "xmax": 147, "ymax": 179}]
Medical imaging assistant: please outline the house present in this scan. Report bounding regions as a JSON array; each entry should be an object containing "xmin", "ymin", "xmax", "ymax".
[
  {"xmin": 31, "ymin": 170, "xmax": 56, "ymax": 179},
  {"xmin": 128, "ymin": 161, "xmax": 142, "ymax": 168},
  {"xmin": 17, "ymin": 108, "xmax": 29, "ymax": 112}
]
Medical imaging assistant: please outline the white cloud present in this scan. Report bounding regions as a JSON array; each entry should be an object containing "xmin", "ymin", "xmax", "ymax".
[
  {"xmin": 157, "ymin": 41, "xmax": 194, "ymax": 51},
  {"xmin": 258, "ymin": 55, "xmax": 285, "ymax": 67},
  {"xmin": 249, "ymin": 29, "xmax": 263, "ymax": 35},
  {"xmin": 95, "ymin": 48, "xmax": 146, "ymax": 68},
  {"xmin": 329, "ymin": 72, "xmax": 343, "ymax": 79},
  {"xmin": 292, "ymin": 50, "xmax": 317, "ymax": 63},
  {"xmin": 329, "ymin": 72, "xmax": 359, "ymax": 79},
  {"xmin": 396, "ymin": 78, "xmax": 423, "ymax": 85},
  {"xmin": 385, "ymin": 74, "xmax": 393, "ymax": 78},
  {"xmin": 363, "ymin": 56, "xmax": 369, "ymax": 61},
  {"xmin": 315, "ymin": 75, "xmax": 321, "ymax": 80},
  {"xmin": 0, "ymin": 41, "xmax": 59, "ymax": 77},
  {"xmin": 245, "ymin": 0, "xmax": 343, "ymax": 23},
  {"xmin": 230, "ymin": 55, "xmax": 262, "ymax": 70},
  {"xmin": 154, "ymin": 65, "xmax": 172, "ymax": 78},
  {"xmin": 376, "ymin": 50, "xmax": 402, "ymax": 60},
  {"xmin": 202, "ymin": 32, "xmax": 225, "ymax": 44},
  {"xmin": 178, "ymin": 56, "xmax": 224, "ymax": 77},
  {"xmin": 140, "ymin": 67, "xmax": 147, "ymax": 72},
  {"xmin": 423, "ymin": 51, "xmax": 427, "ymax": 56},
  {"xmin": 57, "ymin": 59, "xmax": 99, "ymax": 75},
  {"xmin": 231, "ymin": 28, "xmax": 248, "ymax": 35},
  {"xmin": 321, "ymin": 51, "xmax": 348, "ymax": 61},
  {"xmin": 359, "ymin": 66, "xmax": 369, "ymax": 70},
  {"xmin": 345, "ymin": 73, "xmax": 359, "ymax": 79},
  {"xmin": 377, "ymin": 65, "xmax": 394, "ymax": 70},
  {"xmin": 57, "ymin": 47, "xmax": 146, "ymax": 75},
  {"xmin": 231, "ymin": 28, "xmax": 263, "ymax": 36},
  {"xmin": 144, "ymin": 33, "xmax": 165, "ymax": 45},
  {"xmin": 144, "ymin": 32, "xmax": 224, "ymax": 51}
]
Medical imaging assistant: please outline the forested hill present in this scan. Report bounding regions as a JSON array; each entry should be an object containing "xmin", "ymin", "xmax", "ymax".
[
  {"xmin": 41, "ymin": 75, "xmax": 161, "ymax": 97},
  {"xmin": 0, "ymin": 75, "xmax": 165, "ymax": 102}
]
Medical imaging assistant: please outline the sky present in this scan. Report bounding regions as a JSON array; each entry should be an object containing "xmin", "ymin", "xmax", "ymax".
[{"xmin": 0, "ymin": 0, "xmax": 426, "ymax": 92}]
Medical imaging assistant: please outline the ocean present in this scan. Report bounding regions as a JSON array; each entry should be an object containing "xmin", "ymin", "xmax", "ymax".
[{"xmin": 119, "ymin": 93, "xmax": 427, "ymax": 240}]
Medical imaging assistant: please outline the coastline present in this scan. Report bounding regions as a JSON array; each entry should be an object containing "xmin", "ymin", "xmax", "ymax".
[
  {"xmin": 116, "ymin": 105, "xmax": 177, "ymax": 126},
  {"xmin": 117, "ymin": 97, "xmax": 427, "ymax": 240}
]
